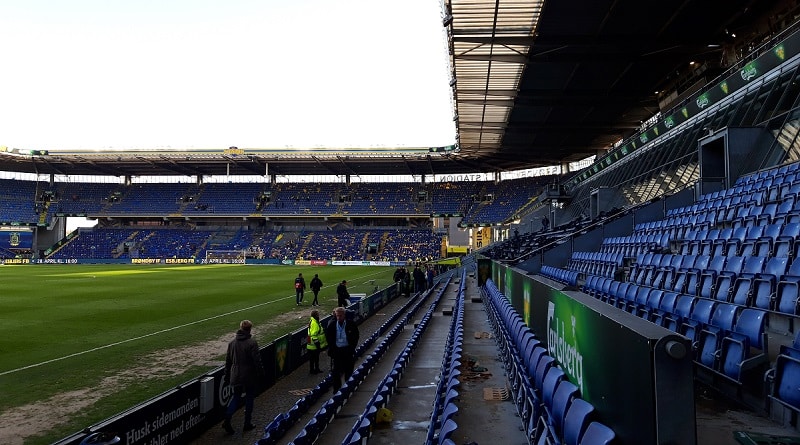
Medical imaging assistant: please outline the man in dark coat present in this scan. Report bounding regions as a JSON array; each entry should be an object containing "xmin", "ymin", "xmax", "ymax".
[
  {"xmin": 325, "ymin": 306, "xmax": 360, "ymax": 393},
  {"xmin": 413, "ymin": 264, "xmax": 426, "ymax": 294},
  {"xmin": 336, "ymin": 279, "xmax": 351, "ymax": 307},
  {"xmin": 222, "ymin": 320, "xmax": 264, "ymax": 435},
  {"xmin": 310, "ymin": 273, "xmax": 323, "ymax": 306}
]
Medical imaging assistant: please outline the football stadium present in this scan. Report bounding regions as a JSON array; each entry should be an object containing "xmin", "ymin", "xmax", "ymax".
[{"xmin": 5, "ymin": 1, "xmax": 800, "ymax": 445}]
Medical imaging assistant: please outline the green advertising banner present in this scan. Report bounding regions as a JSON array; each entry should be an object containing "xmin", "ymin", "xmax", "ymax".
[{"xmin": 490, "ymin": 261, "xmax": 694, "ymax": 445}]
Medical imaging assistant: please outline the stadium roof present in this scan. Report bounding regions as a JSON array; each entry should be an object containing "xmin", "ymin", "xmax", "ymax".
[{"xmin": 0, "ymin": 0, "xmax": 788, "ymax": 178}]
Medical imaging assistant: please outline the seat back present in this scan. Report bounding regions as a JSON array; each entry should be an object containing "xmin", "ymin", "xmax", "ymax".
[
  {"xmin": 765, "ymin": 257, "xmax": 789, "ymax": 276},
  {"xmin": 550, "ymin": 380, "xmax": 580, "ymax": 435},
  {"xmin": 634, "ymin": 286, "xmax": 651, "ymax": 309},
  {"xmin": 535, "ymin": 355, "xmax": 556, "ymax": 392},
  {"xmin": 578, "ymin": 421, "xmax": 617, "ymax": 445},
  {"xmin": 742, "ymin": 255, "xmax": 767, "ymax": 275},
  {"xmin": 527, "ymin": 345, "xmax": 548, "ymax": 377},
  {"xmin": 710, "ymin": 303, "xmax": 738, "ymax": 331},
  {"xmin": 542, "ymin": 366, "xmax": 566, "ymax": 410},
  {"xmin": 690, "ymin": 299, "xmax": 716, "ymax": 324},
  {"xmin": 786, "ymin": 258, "xmax": 800, "ymax": 278},
  {"xmin": 645, "ymin": 289, "xmax": 664, "ymax": 311},
  {"xmin": 674, "ymin": 295, "xmax": 696, "ymax": 319},
  {"xmin": 777, "ymin": 281, "xmax": 800, "ymax": 315},
  {"xmin": 563, "ymin": 398, "xmax": 595, "ymax": 445},
  {"xmin": 772, "ymin": 354, "xmax": 800, "ymax": 412},
  {"xmin": 722, "ymin": 255, "xmax": 745, "ymax": 274},
  {"xmin": 733, "ymin": 309, "xmax": 766, "ymax": 349},
  {"xmin": 437, "ymin": 418, "xmax": 458, "ymax": 445},
  {"xmin": 693, "ymin": 255, "xmax": 711, "ymax": 271},
  {"xmin": 658, "ymin": 292, "xmax": 678, "ymax": 313}
]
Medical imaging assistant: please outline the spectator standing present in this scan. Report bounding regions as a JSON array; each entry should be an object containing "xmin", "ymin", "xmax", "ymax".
[
  {"xmin": 309, "ymin": 273, "xmax": 323, "ymax": 306},
  {"xmin": 294, "ymin": 273, "xmax": 306, "ymax": 305},
  {"xmin": 541, "ymin": 215, "xmax": 550, "ymax": 232},
  {"xmin": 336, "ymin": 280, "xmax": 350, "ymax": 307},
  {"xmin": 426, "ymin": 266, "xmax": 435, "ymax": 290},
  {"xmin": 306, "ymin": 310, "xmax": 327, "ymax": 374},
  {"xmin": 222, "ymin": 320, "xmax": 264, "ymax": 435},
  {"xmin": 393, "ymin": 266, "xmax": 405, "ymax": 295},
  {"xmin": 325, "ymin": 306, "xmax": 359, "ymax": 393},
  {"xmin": 413, "ymin": 264, "xmax": 426, "ymax": 294}
]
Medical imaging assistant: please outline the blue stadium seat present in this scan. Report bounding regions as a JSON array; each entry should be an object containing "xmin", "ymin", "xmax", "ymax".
[
  {"xmin": 718, "ymin": 309, "xmax": 767, "ymax": 382},
  {"xmin": 739, "ymin": 256, "xmax": 788, "ymax": 308},
  {"xmin": 437, "ymin": 418, "xmax": 458, "ymax": 445},
  {"xmin": 773, "ymin": 222, "xmax": 800, "ymax": 257},
  {"xmin": 547, "ymin": 380, "xmax": 580, "ymax": 439},
  {"xmin": 438, "ymin": 402, "xmax": 459, "ymax": 429},
  {"xmin": 578, "ymin": 421, "xmax": 617, "ymax": 445},
  {"xmin": 767, "ymin": 354, "xmax": 800, "ymax": 414},
  {"xmin": 639, "ymin": 289, "xmax": 664, "ymax": 320},
  {"xmin": 563, "ymin": 398, "xmax": 596, "ymax": 445},
  {"xmin": 535, "ymin": 356, "xmax": 557, "ymax": 393},
  {"xmin": 776, "ymin": 280, "xmax": 800, "ymax": 315},
  {"xmin": 681, "ymin": 299, "xmax": 717, "ymax": 344},
  {"xmin": 652, "ymin": 291, "xmax": 679, "ymax": 327},
  {"xmin": 666, "ymin": 294, "xmax": 696, "ymax": 332},
  {"xmin": 527, "ymin": 345, "xmax": 549, "ymax": 378},
  {"xmin": 695, "ymin": 303, "xmax": 738, "ymax": 368},
  {"xmin": 541, "ymin": 366, "xmax": 566, "ymax": 413}
]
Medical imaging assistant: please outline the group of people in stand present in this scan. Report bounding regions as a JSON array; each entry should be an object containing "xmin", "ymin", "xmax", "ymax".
[
  {"xmin": 221, "ymin": 272, "xmax": 359, "ymax": 435},
  {"xmin": 293, "ymin": 272, "xmax": 351, "ymax": 307},
  {"xmin": 393, "ymin": 263, "xmax": 436, "ymax": 296},
  {"xmin": 221, "ymin": 306, "xmax": 360, "ymax": 435}
]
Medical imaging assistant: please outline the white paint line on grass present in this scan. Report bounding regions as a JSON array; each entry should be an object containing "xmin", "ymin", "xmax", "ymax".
[
  {"xmin": 0, "ymin": 294, "xmax": 294, "ymax": 377},
  {"xmin": 1, "ymin": 268, "xmax": 390, "ymax": 377}
]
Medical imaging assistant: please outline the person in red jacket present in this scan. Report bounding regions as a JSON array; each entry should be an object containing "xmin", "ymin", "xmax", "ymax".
[{"xmin": 295, "ymin": 273, "xmax": 306, "ymax": 305}]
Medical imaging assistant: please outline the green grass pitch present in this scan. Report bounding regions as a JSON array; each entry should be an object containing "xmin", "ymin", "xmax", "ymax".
[{"xmin": 0, "ymin": 263, "xmax": 398, "ymax": 444}]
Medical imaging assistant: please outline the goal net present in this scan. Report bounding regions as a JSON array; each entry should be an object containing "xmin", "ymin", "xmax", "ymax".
[{"xmin": 204, "ymin": 250, "xmax": 246, "ymax": 264}]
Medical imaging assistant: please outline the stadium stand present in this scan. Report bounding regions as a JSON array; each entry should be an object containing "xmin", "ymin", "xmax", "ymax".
[{"xmin": 18, "ymin": 7, "xmax": 800, "ymax": 445}]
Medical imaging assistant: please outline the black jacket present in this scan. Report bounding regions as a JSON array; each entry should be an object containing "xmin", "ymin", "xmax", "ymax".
[
  {"xmin": 336, "ymin": 283, "xmax": 350, "ymax": 301},
  {"xmin": 324, "ymin": 317, "xmax": 359, "ymax": 355}
]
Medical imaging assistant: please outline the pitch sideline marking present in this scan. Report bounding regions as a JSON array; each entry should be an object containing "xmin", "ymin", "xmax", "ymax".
[
  {"xmin": 0, "ymin": 295, "xmax": 296, "ymax": 377},
  {"xmin": 1, "ymin": 268, "xmax": 388, "ymax": 376}
]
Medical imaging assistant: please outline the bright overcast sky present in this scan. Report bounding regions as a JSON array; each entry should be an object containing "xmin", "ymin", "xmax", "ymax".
[{"xmin": 0, "ymin": 0, "xmax": 456, "ymax": 151}]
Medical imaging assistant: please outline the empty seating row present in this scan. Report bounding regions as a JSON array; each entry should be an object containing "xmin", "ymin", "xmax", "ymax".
[
  {"xmin": 600, "ymin": 232, "xmax": 670, "ymax": 256},
  {"xmin": 679, "ymin": 223, "xmax": 800, "ymax": 258},
  {"xmin": 540, "ymin": 265, "xmax": 579, "ymax": 286},
  {"xmin": 734, "ymin": 161, "xmax": 800, "ymax": 187},
  {"xmin": 626, "ymin": 252, "xmax": 800, "ymax": 314},
  {"xmin": 568, "ymin": 252, "xmax": 625, "ymax": 278},
  {"xmin": 582, "ymin": 276, "xmax": 769, "ymax": 385},
  {"xmin": 483, "ymin": 279, "xmax": 617, "ymax": 445},
  {"xmin": 342, "ymin": 272, "xmax": 463, "ymax": 445},
  {"xmin": 423, "ymin": 270, "xmax": 466, "ymax": 445},
  {"xmin": 258, "ymin": 279, "xmax": 449, "ymax": 445}
]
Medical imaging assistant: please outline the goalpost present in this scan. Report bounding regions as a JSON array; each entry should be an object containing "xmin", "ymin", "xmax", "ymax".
[{"xmin": 203, "ymin": 249, "xmax": 247, "ymax": 264}]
